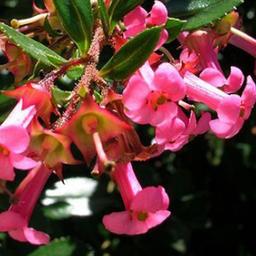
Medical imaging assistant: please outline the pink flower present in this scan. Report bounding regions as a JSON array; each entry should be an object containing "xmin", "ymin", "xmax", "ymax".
[
  {"xmin": 123, "ymin": 62, "xmax": 186, "ymax": 126},
  {"xmin": 184, "ymin": 30, "xmax": 222, "ymax": 72},
  {"xmin": 0, "ymin": 164, "xmax": 51, "ymax": 245},
  {"xmin": 103, "ymin": 163, "xmax": 170, "ymax": 235},
  {"xmin": 184, "ymin": 72, "xmax": 256, "ymax": 138},
  {"xmin": 0, "ymin": 100, "xmax": 37, "ymax": 181},
  {"xmin": 124, "ymin": 1, "xmax": 168, "ymax": 48},
  {"xmin": 200, "ymin": 66, "xmax": 244, "ymax": 93},
  {"xmin": 155, "ymin": 109, "xmax": 211, "ymax": 151}
]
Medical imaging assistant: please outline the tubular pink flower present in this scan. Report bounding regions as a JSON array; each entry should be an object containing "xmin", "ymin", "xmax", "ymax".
[
  {"xmin": 185, "ymin": 31, "xmax": 222, "ymax": 71},
  {"xmin": 184, "ymin": 72, "xmax": 256, "ymax": 138},
  {"xmin": 103, "ymin": 163, "xmax": 170, "ymax": 235},
  {"xmin": 124, "ymin": 1, "xmax": 168, "ymax": 48},
  {"xmin": 200, "ymin": 66, "xmax": 244, "ymax": 93},
  {"xmin": 0, "ymin": 100, "xmax": 37, "ymax": 180},
  {"xmin": 123, "ymin": 62, "xmax": 186, "ymax": 126},
  {"xmin": 0, "ymin": 164, "xmax": 51, "ymax": 245}
]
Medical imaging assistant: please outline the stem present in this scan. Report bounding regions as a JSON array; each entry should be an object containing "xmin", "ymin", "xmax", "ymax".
[
  {"xmin": 52, "ymin": 22, "xmax": 106, "ymax": 129},
  {"xmin": 159, "ymin": 47, "xmax": 175, "ymax": 63}
]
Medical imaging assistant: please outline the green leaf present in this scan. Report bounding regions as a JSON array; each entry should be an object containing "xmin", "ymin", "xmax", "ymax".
[
  {"xmin": 109, "ymin": 0, "xmax": 143, "ymax": 30},
  {"xmin": 28, "ymin": 238, "xmax": 76, "ymax": 256},
  {"xmin": 0, "ymin": 23, "xmax": 66, "ymax": 67},
  {"xmin": 54, "ymin": 0, "xmax": 93, "ymax": 54},
  {"xmin": 66, "ymin": 65, "xmax": 84, "ymax": 80},
  {"xmin": 166, "ymin": 0, "xmax": 244, "ymax": 30},
  {"xmin": 100, "ymin": 27, "xmax": 161, "ymax": 80},
  {"xmin": 98, "ymin": 0, "xmax": 110, "ymax": 36},
  {"xmin": 52, "ymin": 87, "xmax": 72, "ymax": 107},
  {"xmin": 165, "ymin": 18, "xmax": 186, "ymax": 43}
]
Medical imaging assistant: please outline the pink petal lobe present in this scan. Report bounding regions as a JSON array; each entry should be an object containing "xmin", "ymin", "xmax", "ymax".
[
  {"xmin": 9, "ymin": 227, "xmax": 50, "ymax": 245},
  {"xmin": 194, "ymin": 112, "xmax": 211, "ymax": 135},
  {"xmin": 147, "ymin": 1, "xmax": 168, "ymax": 25},
  {"xmin": 131, "ymin": 186, "xmax": 169, "ymax": 213},
  {"xmin": 242, "ymin": 76, "xmax": 256, "ymax": 118},
  {"xmin": 124, "ymin": 6, "xmax": 147, "ymax": 37},
  {"xmin": 103, "ymin": 211, "xmax": 148, "ymax": 235},
  {"xmin": 209, "ymin": 119, "xmax": 233, "ymax": 138},
  {"xmin": 0, "ymin": 211, "xmax": 26, "ymax": 231},
  {"xmin": 225, "ymin": 66, "xmax": 244, "ymax": 93},
  {"xmin": 123, "ymin": 75, "xmax": 150, "ymax": 111},
  {"xmin": 11, "ymin": 154, "xmax": 38, "ymax": 170},
  {"xmin": 154, "ymin": 63, "xmax": 186, "ymax": 101},
  {"xmin": 200, "ymin": 68, "xmax": 225, "ymax": 87},
  {"xmin": 217, "ymin": 95, "xmax": 241, "ymax": 123},
  {"xmin": 0, "ymin": 154, "xmax": 15, "ymax": 181},
  {"xmin": 155, "ymin": 117, "xmax": 185, "ymax": 145},
  {"xmin": 150, "ymin": 101, "xmax": 178, "ymax": 126},
  {"xmin": 139, "ymin": 62, "xmax": 154, "ymax": 86},
  {"xmin": 145, "ymin": 210, "xmax": 171, "ymax": 229},
  {"xmin": 0, "ymin": 125, "xmax": 29, "ymax": 154}
]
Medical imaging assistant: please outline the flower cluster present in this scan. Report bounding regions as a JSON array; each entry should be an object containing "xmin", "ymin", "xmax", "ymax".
[{"xmin": 0, "ymin": 0, "xmax": 256, "ymax": 245}]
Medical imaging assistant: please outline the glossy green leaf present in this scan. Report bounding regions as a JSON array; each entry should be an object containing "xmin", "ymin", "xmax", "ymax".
[
  {"xmin": 53, "ymin": 0, "xmax": 93, "ymax": 54},
  {"xmin": 98, "ymin": 0, "xmax": 110, "ymax": 36},
  {"xmin": 100, "ymin": 27, "xmax": 161, "ymax": 80},
  {"xmin": 0, "ymin": 23, "xmax": 66, "ymax": 67},
  {"xmin": 166, "ymin": 0, "xmax": 244, "ymax": 30},
  {"xmin": 109, "ymin": 0, "xmax": 143, "ymax": 29},
  {"xmin": 165, "ymin": 18, "xmax": 186, "ymax": 43},
  {"xmin": 28, "ymin": 238, "xmax": 76, "ymax": 256}
]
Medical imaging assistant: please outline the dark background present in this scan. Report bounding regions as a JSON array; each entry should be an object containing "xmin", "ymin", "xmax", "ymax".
[{"xmin": 1, "ymin": 0, "xmax": 256, "ymax": 255}]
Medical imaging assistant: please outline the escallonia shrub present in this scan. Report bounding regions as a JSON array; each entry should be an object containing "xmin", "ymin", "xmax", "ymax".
[{"xmin": 0, "ymin": 0, "xmax": 255, "ymax": 245}]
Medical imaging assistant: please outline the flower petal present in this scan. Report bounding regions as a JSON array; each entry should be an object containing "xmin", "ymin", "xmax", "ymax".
[
  {"xmin": 145, "ymin": 210, "xmax": 170, "ymax": 230},
  {"xmin": 217, "ymin": 95, "xmax": 241, "ymax": 123},
  {"xmin": 124, "ymin": 6, "xmax": 147, "ymax": 37},
  {"xmin": 147, "ymin": 1, "xmax": 168, "ymax": 25},
  {"xmin": 225, "ymin": 66, "xmax": 244, "ymax": 93},
  {"xmin": 241, "ymin": 76, "xmax": 256, "ymax": 119},
  {"xmin": 200, "ymin": 68, "xmax": 226, "ymax": 87},
  {"xmin": 0, "ymin": 125, "xmax": 29, "ymax": 154},
  {"xmin": 131, "ymin": 186, "xmax": 169, "ymax": 213},
  {"xmin": 11, "ymin": 153, "xmax": 38, "ymax": 170},
  {"xmin": 193, "ymin": 112, "xmax": 211, "ymax": 135},
  {"xmin": 103, "ymin": 211, "xmax": 148, "ymax": 235},
  {"xmin": 155, "ymin": 116, "xmax": 185, "ymax": 144},
  {"xmin": 123, "ymin": 74, "xmax": 150, "ymax": 111},
  {"xmin": 9, "ymin": 227, "xmax": 50, "ymax": 245},
  {"xmin": 154, "ymin": 63, "xmax": 186, "ymax": 101}
]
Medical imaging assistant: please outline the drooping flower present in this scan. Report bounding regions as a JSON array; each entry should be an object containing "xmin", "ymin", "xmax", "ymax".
[
  {"xmin": 0, "ymin": 163, "xmax": 51, "ymax": 245},
  {"xmin": 0, "ymin": 100, "xmax": 37, "ymax": 181},
  {"xmin": 184, "ymin": 30, "xmax": 222, "ymax": 71},
  {"xmin": 58, "ymin": 95, "xmax": 131, "ymax": 164},
  {"xmin": 29, "ymin": 119, "xmax": 79, "ymax": 174},
  {"xmin": 103, "ymin": 163, "xmax": 170, "ymax": 235},
  {"xmin": 184, "ymin": 72, "xmax": 256, "ymax": 138},
  {"xmin": 123, "ymin": 62, "xmax": 186, "ymax": 126}
]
